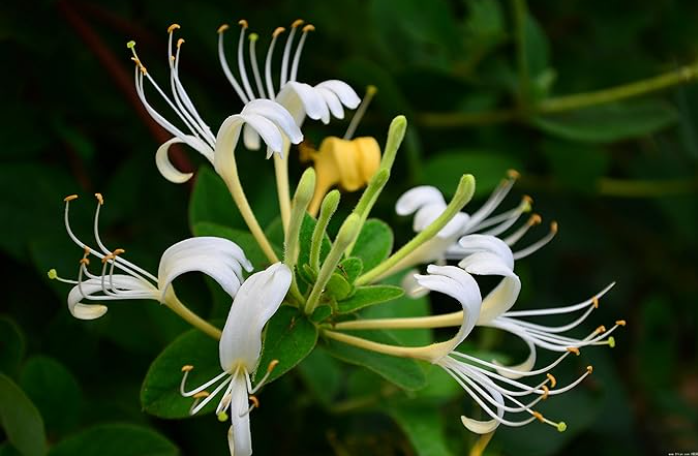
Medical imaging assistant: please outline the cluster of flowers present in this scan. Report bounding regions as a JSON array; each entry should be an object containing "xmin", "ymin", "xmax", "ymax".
[{"xmin": 49, "ymin": 19, "xmax": 623, "ymax": 455}]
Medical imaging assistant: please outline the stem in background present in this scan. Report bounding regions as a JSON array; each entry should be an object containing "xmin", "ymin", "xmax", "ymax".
[
  {"xmin": 274, "ymin": 140, "xmax": 292, "ymax": 232},
  {"xmin": 304, "ymin": 214, "xmax": 361, "ymax": 314},
  {"xmin": 356, "ymin": 174, "xmax": 476, "ymax": 286},
  {"xmin": 166, "ymin": 294, "xmax": 221, "ymax": 340},
  {"xmin": 310, "ymin": 190, "xmax": 341, "ymax": 271},
  {"xmin": 284, "ymin": 168, "xmax": 316, "ymax": 303},
  {"xmin": 512, "ymin": 0, "xmax": 530, "ymax": 107},
  {"xmin": 416, "ymin": 61, "xmax": 698, "ymax": 128}
]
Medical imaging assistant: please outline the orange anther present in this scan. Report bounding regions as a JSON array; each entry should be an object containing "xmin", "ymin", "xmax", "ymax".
[
  {"xmin": 167, "ymin": 24, "xmax": 180, "ymax": 33},
  {"xmin": 272, "ymin": 27, "xmax": 286, "ymax": 37},
  {"xmin": 302, "ymin": 24, "xmax": 315, "ymax": 32},
  {"xmin": 267, "ymin": 359, "xmax": 280, "ymax": 373},
  {"xmin": 217, "ymin": 24, "xmax": 230, "ymax": 34},
  {"xmin": 528, "ymin": 214, "xmax": 542, "ymax": 226},
  {"xmin": 181, "ymin": 365, "xmax": 194, "ymax": 372},
  {"xmin": 541, "ymin": 385, "xmax": 549, "ymax": 400},
  {"xmin": 567, "ymin": 347, "xmax": 580, "ymax": 356},
  {"xmin": 177, "ymin": 38, "xmax": 185, "ymax": 48},
  {"xmin": 507, "ymin": 169, "xmax": 520, "ymax": 179},
  {"xmin": 551, "ymin": 221, "xmax": 559, "ymax": 233},
  {"xmin": 95, "ymin": 193, "xmax": 104, "ymax": 205},
  {"xmin": 249, "ymin": 395, "xmax": 260, "ymax": 408},
  {"xmin": 532, "ymin": 411, "xmax": 544, "ymax": 422},
  {"xmin": 595, "ymin": 325, "xmax": 606, "ymax": 333},
  {"xmin": 113, "ymin": 248, "xmax": 125, "ymax": 256},
  {"xmin": 546, "ymin": 373, "xmax": 557, "ymax": 388},
  {"xmin": 193, "ymin": 391, "xmax": 210, "ymax": 399},
  {"xmin": 238, "ymin": 19, "xmax": 248, "ymax": 28},
  {"xmin": 586, "ymin": 365, "xmax": 594, "ymax": 374},
  {"xmin": 64, "ymin": 194, "xmax": 79, "ymax": 202},
  {"xmin": 592, "ymin": 296, "xmax": 599, "ymax": 309},
  {"xmin": 291, "ymin": 19, "xmax": 304, "ymax": 28},
  {"xmin": 615, "ymin": 320, "xmax": 626, "ymax": 326}
]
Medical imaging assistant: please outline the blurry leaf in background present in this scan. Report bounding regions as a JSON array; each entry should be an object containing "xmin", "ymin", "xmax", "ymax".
[
  {"xmin": 297, "ymin": 347, "xmax": 343, "ymax": 408},
  {"xmin": 533, "ymin": 99, "xmax": 678, "ymax": 143},
  {"xmin": 189, "ymin": 167, "xmax": 243, "ymax": 230},
  {"xmin": 388, "ymin": 404, "xmax": 453, "ymax": 456},
  {"xmin": 542, "ymin": 139, "xmax": 610, "ymax": 194},
  {"xmin": 0, "ymin": 374, "xmax": 47, "ymax": 456},
  {"xmin": 19, "ymin": 356, "xmax": 82, "ymax": 438},
  {"xmin": 352, "ymin": 219, "xmax": 394, "ymax": 271},
  {"xmin": 47, "ymin": 424, "xmax": 178, "ymax": 456},
  {"xmin": 0, "ymin": 317, "xmax": 25, "ymax": 378}
]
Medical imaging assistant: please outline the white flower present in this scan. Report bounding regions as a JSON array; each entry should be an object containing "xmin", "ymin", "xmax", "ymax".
[
  {"xmin": 51, "ymin": 194, "xmax": 252, "ymax": 320},
  {"xmin": 413, "ymin": 264, "xmax": 595, "ymax": 435},
  {"xmin": 127, "ymin": 25, "xmax": 302, "ymax": 183},
  {"xmin": 217, "ymin": 20, "xmax": 360, "ymax": 152},
  {"xmin": 394, "ymin": 172, "xmax": 556, "ymax": 278},
  {"xmin": 180, "ymin": 263, "xmax": 292, "ymax": 456}
]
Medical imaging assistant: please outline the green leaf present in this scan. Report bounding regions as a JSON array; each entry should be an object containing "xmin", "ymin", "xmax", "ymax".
[
  {"xmin": 297, "ymin": 348, "xmax": 342, "ymax": 408},
  {"xmin": 0, "ymin": 374, "xmax": 47, "ymax": 456},
  {"xmin": 310, "ymin": 305, "xmax": 333, "ymax": 323},
  {"xmin": 351, "ymin": 219, "xmax": 393, "ymax": 271},
  {"xmin": 325, "ymin": 273, "xmax": 353, "ymax": 300},
  {"xmin": 339, "ymin": 257, "xmax": 363, "ymax": 283},
  {"xmin": 324, "ymin": 330, "xmax": 426, "ymax": 390},
  {"xmin": 0, "ymin": 317, "xmax": 25, "ymax": 377},
  {"xmin": 192, "ymin": 222, "xmax": 274, "ymax": 270},
  {"xmin": 336, "ymin": 285, "xmax": 405, "ymax": 314},
  {"xmin": 141, "ymin": 328, "xmax": 220, "ymax": 419},
  {"xmin": 188, "ymin": 166, "xmax": 242, "ymax": 230},
  {"xmin": 533, "ymin": 99, "xmax": 678, "ymax": 143},
  {"xmin": 19, "ymin": 356, "xmax": 81, "ymax": 437},
  {"xmin": 422, "ymin": 151, "xmax": 523, "ymax": 198},
  {"xmin": 298, "ymin": 214, "xmax": 331, "ymax": 271},
  {"xmin": 388, "ymin": 404, "xmax": 454, "ymax": 456},
  {"xmin": 47, "ymin": 424, "xmax": 178, "ymax": 456},
  {"xmin": 254, "ymin": 306, "xmax": 318, "ymax": 384},
  {"xmin": 523, "ymin": 12, "xmax": 554, "ymax": 99}
]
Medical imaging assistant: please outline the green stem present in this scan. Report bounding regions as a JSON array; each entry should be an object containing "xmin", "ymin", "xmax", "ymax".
[
  {"xmin": 165, "ymin": 294, "xmax": 221, "ymax": 340},
  {"xmin": 305, "ymin": 214, "xmax": 361, "ymax": 314},
  {"xmin": 356, "ymin": 174, "xmax": 476, "ymax": 286},
  {"xmin": 310, "ymin": 190, "xmax": 341, "ymax": 271}
]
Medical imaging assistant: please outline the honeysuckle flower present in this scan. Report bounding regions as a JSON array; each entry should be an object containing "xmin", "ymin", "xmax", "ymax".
[
  {"xmin": 413, "ymin": 265, "xmax": 594, "ymax": 434},
  {"xmin": 394, "ymin": 172, "xmax": 557, "ymax": 277},
  {"xmin": 180, "ymin": 263, "xmax": 292, "ymax": 456},
  {"xmin": 217, "ymin": 19, "xmax": 360, "ymax": 152},
  {"xmin": 127, "ymin": 24, "xmax": 302, "ymax": 183},
  {"xmin": 50, "ymin": 194, "xmax": 252, "ymax": 321}
]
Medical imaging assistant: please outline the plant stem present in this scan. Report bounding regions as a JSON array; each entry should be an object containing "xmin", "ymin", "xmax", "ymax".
[
  {"xmin": 356, "ymin": 174, "xmax": 476, "ymax": 286},
  {"xmin": 166, "ymin": 294, "xmax": 221, "ymax": 340}
]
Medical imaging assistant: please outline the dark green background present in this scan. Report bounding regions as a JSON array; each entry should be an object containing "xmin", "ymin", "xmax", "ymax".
[{"xmin": 1, "ymin": 0, "xmax": 697, "ymax": 454}]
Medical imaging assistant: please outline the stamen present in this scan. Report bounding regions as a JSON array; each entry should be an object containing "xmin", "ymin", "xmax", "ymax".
[
  {"xmin": 344, "ymin": 85, "xmax": 377, "ymax": 140},
  {"xmin": 507, "ymin": 169, "xmax": 520, "ymax": 180},
  {"xmin": 94, "ymin": 193, "xmax": 104, "ymax": 205},
  {"xmin": 595, "ymin": 325, "xmax": 606, "ymax": 334},
  {"xmin": 182, "ymin": 365, "xmax": 194, "ymax": 372},
  {"xmin": 512, "ymin": 221, "xmax": 558, "ymax": 260},
  {"xmin": 193, "ymin": 391, "xmax": 209, "ymax": 399},
  {"xmin": 249, "ymin": 395, "xmax": 260, "ymax": 408},
  {"xmin": 541, "ymin": 385, "xmax": 549, "ymax": 400},
  {"xmin": 248, "ymin": 33, "xmax": 266, "ymax": 98},
  {"xmin": 566, "ymin": 347, "xmax": 580, "ymax": 356},
  {"xmin": 218, "ymin": 24, "xmax": 229, "ymax": 33},
  {"xmin": 289, "ymin": 24, "xmax": 314, "ymax": 82},
  {"xmin": 217, "ymin": 23, "xmax": 249, "ymax": 103},
  {"xmin": 249, "ymin": 359, "xmax": 280, "ymax": 394},
  {"xmin": 532, "ymin": 411, "xmax": 544, "ymax": 422},
  {"xmin": 546, "ymin": 373, "xmax": 557, "ymax": 388},
  {"xmin": 280, "ymin": 19, "xmax": 303, "ymax": 87},
  {"xmin": 592, "ymin": 296, "xmax": 599, "ymax": 308},
  {"xmin": 264, "ymin": 27, "xmax": 285, "ymax": 99},
  {"xmin": 616, "ymin": 320, "xmax": 626, "ymax": 326},
  {"xmin": 236, "ymin": 20, "xmax": 256, "ymax": 101},
  {"xmin": 167, "ymin": 23, "xmax": 180, "ymax": 33},
  {"xmin": 64, "ymin": 194, "xmax": 78, "ymax": 202},
  {"xmin": 607, "ymin": 336, "xmax": 616, "ymax": 348},
  {"xmin": 586, "ymin": 365, "xmax": 593, "ymax": 374}
]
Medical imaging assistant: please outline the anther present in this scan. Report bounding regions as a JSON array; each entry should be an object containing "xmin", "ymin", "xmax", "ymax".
[
  {"xmin": 126, "ymin": 40, "xmax": 136, "ymax": 49},
  {"xmin": 586, "ymin": 365, "xmax": 594, "ymax": 374},
  {"xmin": 551, "ymin": 221, "xmax": 559, "ymax": 233},
  {"xmin": 177, "ymin": 38, "xmax": 185, "ymax": 48},
  {"xmin": 291, "ymin": 19, "xmax": 304, "ymax": 28},
  {"xmin": 79, "ymin": 258, "xmax": 90, "ymax": 266},
  {"xmin": 302, "ymin": 24, "xmax": 315, "ymax": 32},
  {"xmin": 47, "ymin": 269, "xmax": 58, "ymax": 280},
  {"xmin": 507, "ymin": 169, "xmax": 520, "ymax": 180},
  {"xmin": 249, "ymin": 395, "xmax": 260, "ymax": 409},
  {"xmin": 267, "ymin": 359, "xmax": 280, "ymax": 373},
  {"xmin": 595, "ymin": 325, "xmax": 606, "ymax": 334},
  {"xmin": 532, "ymin": 411, "xmax": 544, "ymax": 423},
  {"xmin": 217, "ymin": 24, "xmax": 230, "ymax": 34},
  {"xmin": 167, "ymin": 24, "xmax": 180, "ymax": 33},
  {"xmin": 615, "ymin": 320, "xmax": 626, "ymax": 326},
  {"xmin": 546, "ymin": 373, "xmax": 557, "ymax": 388},
  {"xmin": 95, "ymin": 193, "xmax": 104, "ymax": 205},
  {"xmin": 64, "ymin": 194, "xmax": 79, "ymax": 202},
  {"xmin": 528, "ymin": 214, "xmax": 542, "ymax": 226},
  {"xmin": 566, "ymin": 347, "xmax": 580, "ymax": 356},
  {"xmin": 181, "ymin": 365, "xmax": 194, "ymax": 372},
  {"xmin": 523, "ymin": 195, "xmax": 533, "ymax": 204},
  {"xmin": 113, "ymin": 248, "xmax": 125, "ymax": 256},
  {"xmin": 193, "ymin": 391, "xmax": 210, "ymax": 399},
  {"xmin": 238, "ymin": 19, "xmax": 248, "ymax": 28},
  {"xmin": 101, "ymin": 253, "xmax": 114, "ymax": 264},
  {"xmin": 592, "ymin": 296, "xmax": 599, "ymax": 309},
  {"xmin": 541, "ymin": 385, "xmax": 550, "ymax": 400},
  {"xmin": 272, "ymin": 27, "xmax": 285, "ymax": 37},
  {"xmin": 83, "ymin": 246, "xmax": 91, "ymax": 255}
]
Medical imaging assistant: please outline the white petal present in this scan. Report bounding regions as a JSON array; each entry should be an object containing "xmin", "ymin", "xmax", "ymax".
[
  {"xmin": 487, "ymin": 320, "xmax": 538, "ymax": 379},
  {"xmin": 458, "ymin": 235, "xmax": 515, "ymax": 270},
  {"xmin": 242, "ymin": 123, "xmax": 261, "ymax": 151},
  {"xmin": 276, "ymin": 81, "xmax": 330, "ymax": 125},
  {"xmin": 316, "ymin": 80, "xmax": 361, "ymax": 109},
  {"xmin": 415, "ymin": 265, "xmax": 482, "ymax": 349},
  {"xmin": 67, "ymin": 275, "xmax": 156, "ymax": 320},
  {"xmin": 243, "ymin": 99, "xmax": 303, "ymax": 145},
  {"xmin": 155, "ymin": 136, "xmax": 213, "ymax": 184},
  {"xmin": 214, "ymin": 114, "xmax": 246, "ymax": 182},
  {"xmin": 396, "ymin": 186, "xmax": 446, "ymax": 216},
  {"xmin": 157, "ymin": 237, "xmax": 253, "ymax": 302},
  {"xmin": 219, "ymin": 263, "xmax": 292, "ymax": 371},
  {"xmin": 316, "ymin": 87, "xmax": 344, "ymax": 120},
  {"xmin": 461, "ymin": 385, "xmax": 504, "ymax": 434},
  {"xmin": 459, "ymin": 250, "xmax": 521, "ymax": 323},
  {"xmin": 228, "ymin": 376, "xmax": 252, "ymax": 456}
]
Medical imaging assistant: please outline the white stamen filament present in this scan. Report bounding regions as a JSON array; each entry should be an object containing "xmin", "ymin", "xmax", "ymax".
[
  {"xmin": 217, "ymin": 25, "xmax": 250, "ymax": 103},
  {"xmin": 289, "ymin": 26, "xmax": 312, "ymax": 82},
  {"xmin": 512, "ymin": 222, "xmax": 558, "ymax": 260},
  {"xmin": 236, "ymin": 23, "xmax": 256, "ymax": 101},
  {"xmin": 264, "ymin": 28, "xmax": 284, "ymax": 99},
  {"xmin": 280, "ymin": 21, "xmax": 301, "ymax": 87},
  {"xmin": 248, "ymin": 34, "xmax": 266, "ymax": 99},
  {"xmin": 180, "ymin": 369, "xmax": 230, "ymax": 397},
  {"xmin": 505, "ymin": 283, "xmax": 615, "ymax": 317}
]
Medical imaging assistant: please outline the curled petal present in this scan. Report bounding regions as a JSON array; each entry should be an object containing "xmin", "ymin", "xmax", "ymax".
[
  {"xmin": 396, "ymin": 186, "xmax": 446, "ymax": 216},
  {"xmin": 316, "ymin": 87, "xmax": 344, "ymax": 119},
  {"xmin": 243, "ymin": 99, "xmax": 302, "ymax": 145},
  {"xmin": 156, "ymin": 136, "xmax": 213, "ymax": 184},
  {"xmin": 276, "ymin": 81, "xmax": 330, "ymax": 125},
  {"xmin": 461, "ymin": 386, "xmax": 505, "ymax": 434},
  {"xmin": 228, "ymin": 376, "xmax": 253, "ymax": 456},
  {"xmin": 67, "ymin": 275, "xmax": 157, "ymax": 320},
  {"xmin": 315, "ymin": 80, "xmax": 361, "ymax": 109},
  {"xmin": 458, "ymin": 235, "xmax": 515, "ymax": 270}
]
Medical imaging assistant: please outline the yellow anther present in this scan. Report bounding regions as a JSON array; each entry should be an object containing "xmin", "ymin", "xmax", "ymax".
[
  {"xmin": 592, "ymin": 296, "xmax": 599, "ymax": 309},
  {"xmin": 523, "ymin": 195, "xmax": 533, "ymax": 204},
  {"xmin": 217, "ymin": 411, "xmax": 228, "ymax": 422},
  {"xmin": 95, "ymin": 193, "xmax": 104, "ymax": 205},
  {"xmin": 238, "ymin": 19, "xmax": 248, "ymax": 28},
  {"xmin": 546, "ymin": 373, "xmax": 557, "ymax": 388},
  {"xmin": 113, "ymin": 248, "xmax": 125, "ymax": 256},
  {"xmin": 126, "ymin": 40, "xmax": 136, "ymax": 49},
  {"xmin": 586, "ymin": 365, "xmax": 594, "ymax": 374},
  {"xmin": 170, "ymin": 56, "xmax": 175, "ymax": 62},
  {"xmin": 193, "ymin": 391, "xmax": 210, "ymax": 399},
  {"xmin": 595, "ymin": 325, "xmax": 606, "ymax": 334},
  {"xmin": 79, "ymin": 258, "xmax": 90, "ymax": 266},
  {"xmin": 181, "ymin": 365, "xmax": 194, "ymax": 372},
  {"xmin": 528, "ymin": 214, "xmax": 542, "ymax": 226},
  {"xmin": 83, "ymin": 246, "xmax": 91, "ymax": 255},
  {"xmin": 217, "ymin": 24, "xmax": 230, "ymax": 34},
  {"xmin": 177, "ymin": 38, "xmax": 185, "ymax": 48},
  {"xmin": 267, "ymin": 359, "xmax": 280, "ymax": 373},
  {"xmin": 291, "ymin": 19, "xmax": 304, "ymax": 28},
  {"xmin": 167, "ymin": 23, "xmax": 180, "ymax": 33},
  {"xmin": 272, "ymin": 27, "xmax": 286, "ymax": 37},
  {"xmin": 532, "ymin": 411, "xmax": 544, "ymax": 422},
  {"xmin": 249, "ymin": 395, "xmax": 260, "ymax": 409},
  {"xmin": 541, "ymin": 385, "xmax": 549, "ymax": 400},
  {"xmin": 47, "ymin": 269, "xmax": 58, "ymax": 280},
  {"xmin": 615, "ymin": 320, "xmax": 626, "ymax": 326},
  {"xmin": 608, "ymin": 336, "xmax": 616, "ymax": 348},
  {"xmin": 551, "ymin": 221, "xmax": 559, "ymax": 233},
  {"xmin": 507, "ymin": 169, "xmax": 520, "ymax": 180},
  {"xmin": 249, "ymin": 33, "xmax": 259, "ymax": 42},
  {"xmin": 101, "ymin": 253, "xmax": 114, "ymax": 264},
  {"xmin": 557, "ymin": 422, "xmax": 567, "ymax": 433},
  {"xmin": 567, "ymin": 347, "xmax": 580, "ymax": 356},
  {"xmin": 302, "ymin": 24, "xmax": 315, "ymax": 32},
  {"xmin": 64, "ymin": 194, "xmax": 79, "ymax": 202}
]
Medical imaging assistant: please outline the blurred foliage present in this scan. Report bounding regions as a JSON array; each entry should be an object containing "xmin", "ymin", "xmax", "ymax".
[{"xmin": 1, "ymin": 0, "xmax": 698, "ymax": 454}]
